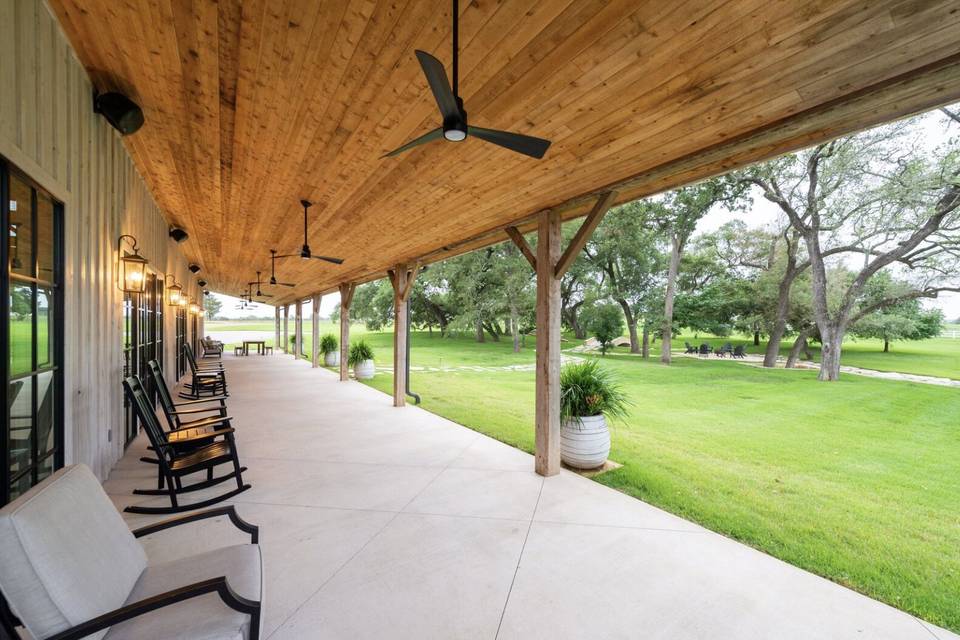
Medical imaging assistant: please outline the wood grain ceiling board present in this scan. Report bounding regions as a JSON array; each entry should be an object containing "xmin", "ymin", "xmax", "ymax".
[{"xmin": 47, "ymin": 0, "xmax": 960, "ymax": 303}]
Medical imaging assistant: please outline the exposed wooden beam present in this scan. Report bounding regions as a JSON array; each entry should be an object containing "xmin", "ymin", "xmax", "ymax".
[
  {"xmin": 505, "ymin": 226, "xmax": 537, "ymax": 271},
  {"xmin": 555, "ymin": 191, "xmax": 617, "ymax": 279}
]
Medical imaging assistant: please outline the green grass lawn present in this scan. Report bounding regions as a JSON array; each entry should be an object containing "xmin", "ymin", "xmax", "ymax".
[{"xmin": 314, "ymin": 329, "xmax": 960, "ymax": 632}]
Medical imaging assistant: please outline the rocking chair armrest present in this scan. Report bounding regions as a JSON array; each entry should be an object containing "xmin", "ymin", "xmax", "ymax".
[
  {"xmin": 177, "ymin": 426, "xmax": 235, "ymax": 443},
  {"xmin": 46, "ymin": 576, "xmax": 261, "ymax": 640},
  {"xmin": 168, "ymin": 406, "xmax": 226, "ymax": 416},
  {"xmin": 172, "ymin": 396, "xmax": 228, "ymax": 407},
  {"xmin": 132, "ymin": 505, "xmax": 259, "ymax": 543},
  {"xmin": 178, "ymin": 414, "xmax": 232, "ymax": 429},
  {"xmin": 193, "ymin": 371, "xmax": 225, "ymax": 379}
]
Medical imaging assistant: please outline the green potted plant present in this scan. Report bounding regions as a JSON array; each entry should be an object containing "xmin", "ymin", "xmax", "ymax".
[
  {"xmin": 320, "ymin": 333, "xmax": 339, "ymax": 366},
  {"xmin": 559, "ymin": 360, "xmax": 630, "ymax": 469},
  {"xmin": 348, "ymin": 339, "xmax": 375, "ymax": 379}
]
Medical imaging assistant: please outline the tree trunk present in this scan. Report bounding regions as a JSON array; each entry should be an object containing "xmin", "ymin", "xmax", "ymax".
[
  {"xmin": 764, "ymin": 230, "xmax": 802, "ymax": 368},
  {"xmin": 753, "ymin": 329, "xmax": 760, "ymax": 346},
  {"xmin": 883, "ymin": 338, "xmax": 889, "ymax": 353},
  {"xmin": 641, "ymin": 324, "xmax": 650, "ymax": 359},
  {"xmin": 475, "ymin": 317, "xmax": 485, "ymax": 343},
  {"xmin": 616, "ymin": 298, "xmax": 639, "ymax": 354},
  {"xmin": 510, "ymin": 303, "xmax": 520, "ymax": 353},
  {"xmin": 661, "ymin": 234, "xmax": 682, "ymax": 364},
  {"xmin": 483, "ymin": 321, "xmax": 501, "ymax": 341},
  {"xmin": 817, "ymin": 325, "xmax": 843, "ymax": 381},
  {"xmin": 785, "ymin": 327, "xmax": 812, "ymax": 368}
]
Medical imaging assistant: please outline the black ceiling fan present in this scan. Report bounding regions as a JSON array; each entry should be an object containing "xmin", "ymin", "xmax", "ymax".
[
  {"xmin": 268, "ymin": 249, "xmax": 297, "ymax": 287},
  {"xmin": 383, "ymin": 0, "xmax": 551, "ymax": 159},
  {"xmin": 246, "ymin": 273, "xmax": 274, "ymax": 299},
  {"xmin": 275, "ymin": 200, "xmax": 344, "ymax": 265}
]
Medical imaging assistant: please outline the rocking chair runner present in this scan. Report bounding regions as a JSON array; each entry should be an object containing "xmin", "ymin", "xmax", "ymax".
[{"xmin": 122, "ymin": 376, "xmax": 250, "ymax": 515}]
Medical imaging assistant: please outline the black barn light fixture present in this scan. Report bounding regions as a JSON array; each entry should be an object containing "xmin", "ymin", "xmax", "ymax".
[
  {"xmin": 164, "ymin": 274, "xmax": 183, "ymax": 307},
  {"xmin": 117, "ymin": 234, "xmax": 148, "ymax": 293}
]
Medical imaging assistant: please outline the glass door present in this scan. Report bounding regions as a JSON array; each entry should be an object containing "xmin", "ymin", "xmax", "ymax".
[{"xmin": 2, "ymin": 160, "xmax": 64, "ymax": 505}]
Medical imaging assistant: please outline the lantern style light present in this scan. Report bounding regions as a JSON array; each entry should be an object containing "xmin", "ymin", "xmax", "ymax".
[
  {"xmin": 189, "ymin": 300, "xmax": 200, "ymax": 315},
  {"xmin": 165, "ymin": 275, "xmax": 183, "ymax": 307},
  {"xmin": 117, "ymin": 235, "xmax": 148, "ymax": 293}
]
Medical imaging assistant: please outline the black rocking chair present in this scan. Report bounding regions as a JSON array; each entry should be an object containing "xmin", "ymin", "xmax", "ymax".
[
  {"xmin": 180, "ymin": 343, "xmax": 228, "ymax": 399},
  {"xmin": 122, "ymin": 375, "xmax": 250, "ymax": 514}
]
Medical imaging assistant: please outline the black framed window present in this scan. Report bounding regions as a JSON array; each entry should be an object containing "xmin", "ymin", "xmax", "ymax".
[
  {"xmin": 175, "ymin": 306, "xmax": 186, "ymax": 378},
  {"xmin": 122, "ymin": 273, "xmax": 163, "ymax": 446},
  {"xmin": 2, "ymin": 160, "xmax": 64, "ymax": 505}
]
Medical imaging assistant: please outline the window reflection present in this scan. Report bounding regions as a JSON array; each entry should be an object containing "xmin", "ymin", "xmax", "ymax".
[{"xmin": 9, "ymin": 283, "xmax": 33, "ymax": 376}]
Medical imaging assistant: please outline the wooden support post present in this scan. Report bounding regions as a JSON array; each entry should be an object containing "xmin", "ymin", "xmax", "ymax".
[
  {"xmin": 294, "ymin": 300, "xmax": 303, "ymax": 360},
  {"xmin": 282, "ymin": 305, "xmax": 289, "ymax": 354},
  {"xmin": 339, "ymin": 283, "xmax": 356, "ymax": 381},
  {"xmin": 311, "ymin": 294, "xmax": 321, "ymax": 367},
  {"xmin": 535, "ymin": 210, "xmax": 562, "ymax": 476},
  {"xmin": 388, "ymin": 263, "xmax": 420, "ymax": 407},
  {"xmin": 274, "ymin": 306, "xmax": 281, "ymax": 353}
]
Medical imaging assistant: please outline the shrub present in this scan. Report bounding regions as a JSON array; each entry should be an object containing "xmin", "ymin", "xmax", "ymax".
[
  {"xmin": 348, "ymin": 339, "xmax": 374, "ymax": 366},
  {"xmin": 560, "ymin": 360, "xmax": 630, "ymax": 422},
  {"xmin": 320, "ymin": 333, "xmax": 338, "ymax": 354},
  {"xmin": 582, "ymin": 302, "xmax": 625, "ymax": 355}
]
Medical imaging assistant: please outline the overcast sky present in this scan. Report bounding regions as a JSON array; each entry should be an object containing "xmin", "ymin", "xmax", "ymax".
[{"xmin": 214, "ymin": 106, "xmax": 959, "ymax": 322}]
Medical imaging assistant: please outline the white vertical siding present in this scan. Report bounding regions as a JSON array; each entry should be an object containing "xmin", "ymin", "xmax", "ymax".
[{"xmin": 0, "ymin": 0, "xmax": 203, "ymax": 479}]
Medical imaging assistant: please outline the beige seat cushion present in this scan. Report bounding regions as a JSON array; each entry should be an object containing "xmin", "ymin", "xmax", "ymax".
[
  {"xmin": 105, "ymin": 544, "xmax": 263, "ymax": 640},
  {"xmin": 0, "ymin": 465, "xmax": 147, "ymax": 640}
]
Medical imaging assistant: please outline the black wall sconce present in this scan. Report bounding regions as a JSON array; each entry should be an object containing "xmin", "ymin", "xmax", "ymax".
[
  {"xmin": 117, "ymin": 235, "xmax": 148, "ymax": 293},
  {"xmin": 188, "ymin": 264, "xmax": 201, "ymax": 273},
  {"xmin": 169, "ymin": 227, "xmax": 189, "ymax": 243}
]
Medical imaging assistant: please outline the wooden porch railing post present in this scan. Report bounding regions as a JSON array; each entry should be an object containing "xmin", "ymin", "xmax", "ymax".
[
  {"xmin": 311, "ymin": 294, "xmax": 321, "ymax": 367},
  {"xmin": 388, "ymin": 263, "xmax": 420, "ymax": 407},
  {"xmin": 274, "ymin": 306, "xmax": 281, "ymax": 353},
  {"xmin": 535, "ymin": 210, "xmax": 562, "ymax": 476},
  {"xmin": 294, "ymin": 300, "xmax": 303, "ymax": 360},
  {"xmin": 282, "ymin": 305, "xmax": 289, "ymax": 354},
  {"xmin": 339, "ymin": 283, "xmax": 356, "ymax": 381}
]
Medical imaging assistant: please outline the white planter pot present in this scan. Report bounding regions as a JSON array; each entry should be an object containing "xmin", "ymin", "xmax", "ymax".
[
  {"xmin": 561, "ymin": 414, "xmax": 610, "ymax": 470},
  {"xmin": 324, "ymin": 351, "xmax": 340, "ymax": 366},
  {"xmin": 354, "ymin": 359, "xmax": 375, "ymax": 380}
]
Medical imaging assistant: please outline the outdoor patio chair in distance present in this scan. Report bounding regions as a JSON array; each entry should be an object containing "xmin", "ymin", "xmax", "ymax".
[
  {"xmin": 0, "ymin": 464, "xmax": 263, "ymax": 640},
  {"xmin": 698, "ymin": 344, "xmax": 711, "ymax": 356},
  {"xmin": 122, "ymin": 375, "xmax": 250, "ymax": 514},
  {"xmin": 733, "ymin": 345, "xmax": 747, "ymax": 359}
]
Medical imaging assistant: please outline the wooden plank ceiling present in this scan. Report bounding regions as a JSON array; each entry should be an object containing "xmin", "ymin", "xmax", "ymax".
[{"xmin": 49, "ymin": 0, "xmax": 960, "ymax": 303}]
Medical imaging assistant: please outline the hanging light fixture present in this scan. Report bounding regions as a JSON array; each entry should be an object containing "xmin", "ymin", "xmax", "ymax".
[
  {"xmin": 117, "ymin": 235, "xmax": 149, "ymax": 293},
  {"xmin": 189, "ymin": 299, "xmax": 200, "ymax": 315},
  {"xmin": 164, "ymin": 275, "xmax": 183, "ymax": 307}
]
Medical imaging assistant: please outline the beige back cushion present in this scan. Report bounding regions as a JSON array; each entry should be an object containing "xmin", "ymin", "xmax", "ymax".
[{"xmin": 0, "ymin": 464, "xmax": 147, "ymax": 640}]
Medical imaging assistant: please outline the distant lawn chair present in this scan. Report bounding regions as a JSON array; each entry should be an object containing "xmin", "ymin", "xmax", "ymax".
[
  {"xmin": 732, "ymin": 345, "xmax": 747, "ymax": 359},
  {"xmin": 698, "ymin": 343, "xmax": 711, "ymax": 357},
  {"xmin": 716, "ymin": 342, "xmax": 733, "ymax": 358},
  {"xmin": 684, "ymin": 341, "xmax": 697, "ymax": 354}
]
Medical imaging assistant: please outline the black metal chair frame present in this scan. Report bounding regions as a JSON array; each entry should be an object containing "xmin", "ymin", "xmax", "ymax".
[
  {"xmin": 733, "ymin": 345, "xmax": 747, "ymax": 359},
  {"xmin": 122, "ymin": 376, "xmax": 250, "ymax": 515},
  {"xmin": 0, "ymin": 506, "xmax": 261, "ymax": 640}
]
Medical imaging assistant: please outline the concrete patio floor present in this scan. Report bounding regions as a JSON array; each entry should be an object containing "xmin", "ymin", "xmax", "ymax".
[{"xmin": 103, "ymin": 354, "xmax": 957, "ymax": 640}]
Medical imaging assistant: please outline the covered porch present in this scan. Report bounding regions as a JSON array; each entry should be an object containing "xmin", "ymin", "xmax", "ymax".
[{"xmin": 103, "ymin": 354, "xmax": 956, "ymax": 639}]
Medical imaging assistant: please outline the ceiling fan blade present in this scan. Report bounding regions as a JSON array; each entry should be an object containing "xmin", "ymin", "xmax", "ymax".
[
  {"xmin": 273, "ymin": 253, "xmax": 299, "ymax": 259},
  {"xmin": 311, "ymin": 255, "xmax": 345, "ymax": 265},
  {"xmin": 382, "ymin": 127, "xmax": 443, "ymax": 158},
  {"xmin": 276, "ymin": 282, "xmax": 297, "ymax": 287},
  {"xmin": 467, "ymin": 126, "xmax": 552, "ymax": 159},
  {"xmin": 415, "ymin": 50, "xmax": 459, "ymax": 120}
]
